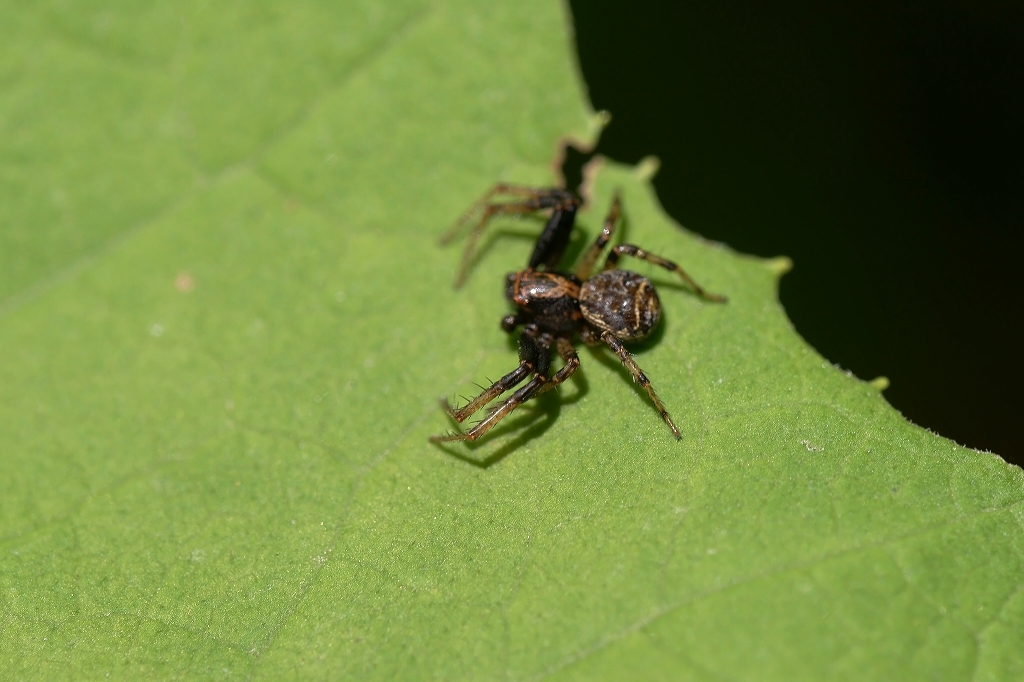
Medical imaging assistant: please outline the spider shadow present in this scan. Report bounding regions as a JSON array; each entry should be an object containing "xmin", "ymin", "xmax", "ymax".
[{"xmin": 433, "ymin": 369, "xmax": 590, "ymax": 468}]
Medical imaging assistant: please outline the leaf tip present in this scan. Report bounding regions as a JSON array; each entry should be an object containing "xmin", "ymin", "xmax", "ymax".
[
  {"xmin": 766, "ymin": 256, "xmax": 793, "ymax": 276},
  {"xmin": 591, "ymin": 109, "xmax": 612, "ymax": 134},
  {"xmin": 634, "ymin": 155, "xmax": 661, "ymax": 181}
]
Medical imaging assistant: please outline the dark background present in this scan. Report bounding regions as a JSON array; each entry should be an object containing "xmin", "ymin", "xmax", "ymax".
[{"xmin": 567, "ymin": 0, "xmax": 1024, "ymax": 463}]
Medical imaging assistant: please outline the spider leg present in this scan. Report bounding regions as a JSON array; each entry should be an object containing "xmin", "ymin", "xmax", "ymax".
[
  {"xmin": 431, "ymin": 374, "xmax": 549, "ymax": 443},
  {"xmin": 574, "ymin": 192, "xmax": 621, "ymax": 280},
  {"xmin": 604, "ymin": 245, "xmax": 727, "ymax": 302},
  {"xmin": 579, "ymin": 323, "xmax": 603, "ymax": 347},
  {"xmin": 501, "ymin": 311, "xmax": 531, "ymax": 333},
  {"xmin": 526, "ymin": 203, "xmax": 580, "ymax": 272},
  {"xmin": 441, "ymin": 185, "xmax": 581, "ymax": 288},
  {"xmin": 440, "ymin": 183, "xmax": 560, "ymax": 245},
  {"xmin": 439, "ymin": 329, "xmax": 543, "ymax": 423},
  {"xmin": 451, "ymin": 199, "xmax": 549, "ymax": 288},
  {"xmin": 599, "ymin": 330, "xmax": 681, "ymax": 440},
  {"xmin": 534, "ymin": 337, "xmax": 581, "ymax": 398},
  {"xmin": 432, "ymin": 336, "xmax": 580, "ymax": 444},
  {"xmin": 438, "ymin": 184, "xmax": 573, "ymax": 245}
]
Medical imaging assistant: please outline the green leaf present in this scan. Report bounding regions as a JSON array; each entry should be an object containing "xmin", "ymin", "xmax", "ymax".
[{"xmin": 2, "ymin": 0, "xmax": 1023, "ymax": 680}]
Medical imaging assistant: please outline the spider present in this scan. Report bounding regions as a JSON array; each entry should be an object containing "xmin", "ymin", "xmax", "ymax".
[{"xmin": 431, "ymin": 183, "xmax": 726, "ymax": 443}]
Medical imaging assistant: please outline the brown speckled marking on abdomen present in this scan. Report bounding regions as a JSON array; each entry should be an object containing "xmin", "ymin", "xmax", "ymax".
[{"xmin": 579, "ymin": 270, "xmax": 661, "ymax": 341}]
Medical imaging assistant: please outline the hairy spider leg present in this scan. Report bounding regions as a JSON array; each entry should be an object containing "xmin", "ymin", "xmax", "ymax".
[
  {"xmin": 604, "ymin": 245, "xmax": 727, "ymax": 303},
  {"xmin": 440, "ymin": 329, "xmax": 546, "ymax": 423},
  {"xmin": 440, "ymin": 184, "xmax": 564, "ymax": 245},
  {"xmin": 533, "ymin": 338, "xmax": 580, "ymax": 399},
  {"xmin": 442, "ymin": 185, "xmax": 580, "ymax": 288},
  {"xmin": 451, "ymin": 199, "xmax": 550, "ymax": 288},
  {"xmin": 431, "ymin": 335, "xmax": 580, "ymax": 443},
  {"xmin": 574, "ymin": 193, "xmax": 622, "ymax": 280},
  {"xmin": 441, "ymin": 185, "xmax": 573, "ymax": 254},
  {"xmin": 430, "ymin": 375, "xmax": 548, "ymax": 443},
  {"xmin": 600, "ymin": 330, "xmax": 682, "ymax": 440}
]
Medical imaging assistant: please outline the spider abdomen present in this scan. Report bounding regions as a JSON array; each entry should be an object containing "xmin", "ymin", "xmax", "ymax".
[{"xmin": 580, "ymin": 270, "xmax": 661, "ymax": 341}]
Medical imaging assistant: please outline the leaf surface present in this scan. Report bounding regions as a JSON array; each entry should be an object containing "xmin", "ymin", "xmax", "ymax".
[{"xmin": 1, "ymin": 1, "xmax": 1023, "ymax": 680}]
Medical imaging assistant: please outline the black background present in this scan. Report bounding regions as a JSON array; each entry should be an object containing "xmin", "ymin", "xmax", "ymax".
[{"xmin": 568, "ymin": 0, "xmax": 1024, "ymax": 463}]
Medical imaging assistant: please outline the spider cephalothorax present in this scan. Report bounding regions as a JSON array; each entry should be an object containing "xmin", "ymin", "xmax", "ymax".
[{"xmin": 432, "ymin": 184, "xmax": 726, "ymax": 443}]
